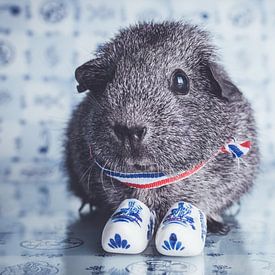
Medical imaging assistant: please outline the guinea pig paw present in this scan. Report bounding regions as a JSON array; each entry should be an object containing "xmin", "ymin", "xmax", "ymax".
[
  {"xmin": 155, "ymin": 201, "xmax": 207, "ymax": 256},
  {"xmin": 101, "ymin": 198, "xmax": 155, "ymax": 254}
]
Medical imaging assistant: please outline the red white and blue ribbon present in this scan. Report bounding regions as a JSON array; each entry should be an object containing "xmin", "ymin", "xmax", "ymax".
[
  {"xmin": 95, "ymin": 139, "xmax": 251, "ymax": 189},
  {"xmin": 220, "ymin": 139, "xmax": 251, "ymax": 158}
]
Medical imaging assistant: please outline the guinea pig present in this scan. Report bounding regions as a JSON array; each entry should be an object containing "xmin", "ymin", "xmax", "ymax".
[{"xmin": 64, "ymin": 21, "xmax": 259, "ymax": 233}]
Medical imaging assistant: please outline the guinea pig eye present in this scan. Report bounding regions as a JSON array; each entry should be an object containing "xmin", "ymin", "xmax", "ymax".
[{"xmin": 170, "ymin": 69, "xmax": 189, "ymax": 95}]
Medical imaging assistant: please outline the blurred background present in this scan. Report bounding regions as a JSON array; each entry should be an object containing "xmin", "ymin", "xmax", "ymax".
[
  {"xmin": 0, "ymin": 0, "xmax": 275, "ymax": 274},
  {"xmin": 0, "ymin": 0, "xmax": 275, "ymax": 183}
]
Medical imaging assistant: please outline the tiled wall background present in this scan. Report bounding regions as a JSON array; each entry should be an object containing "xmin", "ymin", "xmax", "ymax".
[{"xmin": 0, "ymin": 0, "xmax": 274, "ymax": 183}]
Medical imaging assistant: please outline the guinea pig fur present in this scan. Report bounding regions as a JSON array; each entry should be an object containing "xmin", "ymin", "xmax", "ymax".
[{"xmin": 64, "ymin": 21, "xmax": 259, "ymax": 233}]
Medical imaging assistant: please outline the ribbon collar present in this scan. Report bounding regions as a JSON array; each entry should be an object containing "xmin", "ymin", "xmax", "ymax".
[{"xmin": 95, "ymin": 139, "xmax": 251, "ymax": 189}]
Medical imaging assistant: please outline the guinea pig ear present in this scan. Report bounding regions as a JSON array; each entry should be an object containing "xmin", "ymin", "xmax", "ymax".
[
  {"xmin": 75, "ymin": 58, "xmax": 113, "ymax": 93},
  {"xmin": 206, "ymin": 62, "xmax": 242, "ymax": 102}
]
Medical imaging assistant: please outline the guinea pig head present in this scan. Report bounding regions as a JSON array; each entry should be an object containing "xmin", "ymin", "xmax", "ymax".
[{"xmin": 75, "ymin": 22, "xmax": 242, "ymax": 173}]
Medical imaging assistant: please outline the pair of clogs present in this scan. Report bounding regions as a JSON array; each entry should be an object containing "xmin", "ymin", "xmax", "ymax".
[{"xmin": 101, "ymin": 199, "xmax": 207, "ymax": 256}]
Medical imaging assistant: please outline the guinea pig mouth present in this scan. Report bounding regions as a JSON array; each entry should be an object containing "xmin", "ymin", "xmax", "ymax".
[
  {"xmin": 127, "ymin": 163, "xmax": 160, "ymax": 172},
  {"xmin": 95, "ymin": 158, "xmax": 161, "ymax": 173}
]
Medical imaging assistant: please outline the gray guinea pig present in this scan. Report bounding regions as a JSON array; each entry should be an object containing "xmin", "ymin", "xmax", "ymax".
[{"xmin": 65, "ymin": 21, "xmax": 259, "ymax": 233}]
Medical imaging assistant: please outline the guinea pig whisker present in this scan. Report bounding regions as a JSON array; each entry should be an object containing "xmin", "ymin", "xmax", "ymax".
[
  {"xmin": 164, "ymin": 154, "xmax": 180, "ymax": 175},
  {"xmin": 88, "ymin": 144, "xmax": 93, "ymax": 159},
  {"xmin": 79, "ymin": 165, "xmax": 91, "ymax": 183},
  {"xmin": 79, "ymin": 164, "xmax": 93, "ymax": 190},
  {"xmin": 67, "ymin": 135, "xmax": 83, "ymax": 142},
  {"xmin": 87, "ymin": 93, "xmax": 104, "ymax": 111},
  {"xmin": 236, "ymin": 157, "xmax": 249, "ymax": 170},
  {"xmin": 100, "ymin": 160, "xmax": 108, "ymax": 194},
  {"xmin": 151, "ymin": 154, "xmax": 161, "ymax": 174},
  {"xmin": 166, "ymin": 161, "xmax": 175, "ymax": 176},
  {"xmin": 87, "ymin": 165, "xmax": 93, "ymax": 193},
  {"xmin": 100, "ymin": 158, "xmax": 116, "ymax": 194},
  {"xmin": 154, "ymin": 160, "xmax": 161, "ymax": 176},
  {"xmin": 152, "ymin": 152, "xmax": 167, "ymax": 173},
  {"xmin": 109, "ymin": 156, "xmax": 119, "ymax": 191},
  {"xmin": 239, "ymin": 157, "xmax": 248, "ymax": 167}
]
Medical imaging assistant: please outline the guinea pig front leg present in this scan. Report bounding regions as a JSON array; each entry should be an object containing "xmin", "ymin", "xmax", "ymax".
[
  {"xmin": 207, "ymin": 218, "xmax": 230, "ymax": 235},
  {"xmin": 155, "ymin": 201, "xmax": 207, "ymax": 256},
  {"xmin": 101, "ymin": 198, "xmax": 156, "ymax": 254}
]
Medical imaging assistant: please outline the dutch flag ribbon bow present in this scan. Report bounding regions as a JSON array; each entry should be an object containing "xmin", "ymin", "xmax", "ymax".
[{"xmin": 95, "ymin": 138, "xmax": 251, "ymax": 190}]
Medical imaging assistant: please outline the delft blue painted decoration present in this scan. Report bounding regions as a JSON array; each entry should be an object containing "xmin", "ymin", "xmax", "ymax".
[
  {"xmin": 162, "ymin": 233, "xmax": 185, "ymax": 251},
  {"xmin": 20, "ymin": 238, "xmax": 84, "ymax": 250},
  {"xmin": 111, "ymin": 200, "xmax": 143, "ymax": 227},
  {"xmin": 199, "ymin": 210, "xmax": 207, "ymax": 241},
  {"xmin": 0, "ymin": 40, "xmax": 14, "ymax": 66},
  {"xmin": 39, "ymin": 1, "xmax": 67, "ymax": 23},
  {"xmin": 126, "ymin": 260, "xmax": 198, "ymax": 273},
  {"xmin": 108, "ymin": 233, "xmax": 130, "ymax": 249},
  {"xmin": 163, "ymin": 202, "xmax": 196, "ymax": 230},
  {"xmin": 147, "ymin": 215, "xmax": 155, "ymax": 240},
  {"xmin": 0, "ymin": 261, "xmax": 59, "ymax": 274}
]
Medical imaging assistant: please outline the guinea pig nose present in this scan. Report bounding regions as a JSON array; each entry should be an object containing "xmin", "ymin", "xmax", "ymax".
[
  {"xmin": 113, "ymin": 124, "xmax": 147, "ymax": 143},
  {"xmin": 113, "ymin": 124, "xmax": 128, "ymax": 141},
  {"xmin": 131, "ymin": 126, "xmax": 147, "ymax": 142}
]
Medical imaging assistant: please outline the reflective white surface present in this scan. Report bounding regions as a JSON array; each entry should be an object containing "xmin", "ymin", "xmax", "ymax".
[{"xmin": 0, "ymin": 167, "xmax": 274, "ymax": 275}]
